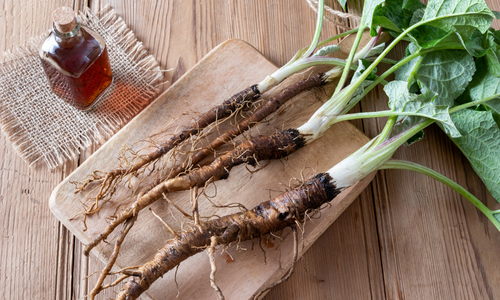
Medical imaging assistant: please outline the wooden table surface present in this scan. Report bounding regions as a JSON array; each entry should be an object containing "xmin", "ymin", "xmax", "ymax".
[{"xmin": 2, "ymin": 1, "xmax": 500, "ymax": 299}]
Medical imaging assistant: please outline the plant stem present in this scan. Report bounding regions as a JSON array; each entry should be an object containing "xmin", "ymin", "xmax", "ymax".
[
  {"xmin": 365, "ymin": 57, "xmax": 398, "ymax": 65},
  {"xmin": 362, "ymin": 50, "xmax": 429, "ymax": 99},
  {"xmin": 289, "ymin": 28, "xmax": 360, "ymax": 69},
  {"xmin": 321, "ymin": 27, "xmax": 413, "ymax": 118},
  {"xmin": 334, "ymin": 50, "xmax": 429, "ymax": 136},
  {"xmin": 386, "ymin": 119, "xmax": 433, "ymax": 146},
  {"xmin": 334, "ymin": 25, "xmax": 367, "ymax": 94},
  {"xmin": 347, "ymin": 22, "xmax": 435, "ymax": 97},
  {"xmin": 372, "ymin": 116, "xmax": 398, "ymax": 148},
  {"xmin": 317, "ymin": 28, "xmax": 360, "ymax": 48},
  {"xmin": 282, "ymin": 0, "xmax": 324, "ymax": 69},
  {"xmin": 334, "ymin": 110, "xmax": 400, "ymax": 123},
  {"xmin": 259, "ymin": 57, "xmax": 356, "ymax": 91},
  {"xmin": 355, "ymin": 8, "xmax": 493, "ymax": 83},
  {"xmin": 406, "ymin": 55, "xmax": 423, "ymax": 85},
  {"xmin": 337, "ymin": 50, "xmax": 428, "ymax": 120},
  {"xmin": 318, "ymin": 49, "xmax": 429, "ymax": 135},
  {"xmin": 302, "ymin": 0, "xmax": 325, "ymax": 59},
  {"xmin": 381, "ymin": 160, "xmax": 500, "ymax": 232},
  {"xmin": 450, "ymin": 95, "xmax": 500, "ymax": 113}
]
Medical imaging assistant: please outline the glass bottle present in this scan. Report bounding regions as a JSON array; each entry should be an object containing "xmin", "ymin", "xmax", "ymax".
[{"xmin": 39, "ymin": 7, "xmax": 113, "ymax": 110}]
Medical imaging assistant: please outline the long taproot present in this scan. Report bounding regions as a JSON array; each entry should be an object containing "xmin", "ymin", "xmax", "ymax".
[
  {"xmin": 109, "ymin": 84, "xmax": 261, "ymax": 177},
  {"xmin": 115, "ymin": 173, "xmax": 340, "ymax": 300}
]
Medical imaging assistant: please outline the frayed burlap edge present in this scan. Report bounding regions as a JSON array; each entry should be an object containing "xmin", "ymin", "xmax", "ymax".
[
  {"xmin": 0, "ymin": 7, "xmax": 164, "ymax": 169},
  {"xmin": 304, "ymin": 0, "xmax": 359, "ymax": 30}
]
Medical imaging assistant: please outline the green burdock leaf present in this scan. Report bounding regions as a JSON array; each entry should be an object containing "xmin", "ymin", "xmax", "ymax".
[
  {"xmin": 463, "ymin": 29, "xmax": 489, "ymax": 57},
  {"xmin": 494, "ymin": 212, "xmax": 500, "ymax": 223},
  {"xmin": 402, "ymin": 0, "xmax": 425, "ymax": 11},
  {"xmin": 409, "ymin": 8, "xmax": 425, "ymax": 26},
  {"xmin": 417, "ymin": 50, "xmax": 475, "ymax": 106},
  {"xmin": 371, "ymin": 0, "xmax": 425, "ymax": 35},
  {"xmin": 394, "ymin": 116, "xmax": 425, "ymax": 145},
  {"xmin": 407, "ymin": 0, "xmax": 494, "ymax": 51},
  {"xmin": 410, "ymin": 24, "xmax": 482, "ymax": 53},
  {"xmin": 342, "ymin": 60, "xmax": 376, "ymax": 112},
  {"xmin": 385, "ymin": 81, "xmax": 460, "ymax": 137},
  {"xmin": 450, "ymin": 109, "xmax": 500, "ymax": 202},
  {"xmin": 354, "ymin": 59, "xmax": 377, "ymax": 81},
  {"xmin": 462, "ymin": 57, "xmax": 500, "ymax": 124},
  {"xmin": 422, "ymin": 0, "xmax": 494, "ymax": 34},
  {"xmin": 363, "ymin": 0, "xmax": 386, "ymax": 32},
  {"xmin": 486, "ymin": 100, "xmax": 500, "ymax": 125},
  {"xmin": 395, "ymin": 49, "xmax": 475, "ymax": 105},
  {"xmin": 411, "ymin": 28, "xmax": 460, "ymax": 49},
  {"xmin": 381, "ymin": 0, "xmax": 494, "ymax": 56},
  {"xmin": 336, "ymin": 0, "xmax": 347, "ymax": 10},
  {"xmin": 452, "ymin": 59, "xmax": 500, "ymax": 202},
  {"xmin": 467, "ymin": 57, "xmax": 500, "ymax": 101},
  {"xmin": 482, "ymin": 29, "xmax": 500, "ymax": 77},
  {"xmin": 395, "ymin": 43, "xmax": 420, "ymax": 83}
]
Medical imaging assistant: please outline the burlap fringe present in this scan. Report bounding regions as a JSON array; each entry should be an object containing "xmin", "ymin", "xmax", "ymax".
[
  {"xmin": 305, "ymin": 0, "xmax": 360, "ymax": 30},
  {"xmin": 0, "ymin": 7, "xmax": 165, "ymax": 169}
]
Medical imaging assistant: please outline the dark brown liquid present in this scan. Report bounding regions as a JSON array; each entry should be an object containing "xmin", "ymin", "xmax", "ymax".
[{"xmin": 41, "ymin": 28, "xmax": 113, "ymax": 110}]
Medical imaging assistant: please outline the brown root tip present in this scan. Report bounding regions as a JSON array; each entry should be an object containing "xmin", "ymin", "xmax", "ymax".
[
  {"xmin": 319, "ymin": 72, "xmax": 328, "ymax": 85},
  {"xmin": 250, "ymin": 84, "xmax": 261, "ymax": 95},
  {"xmin": 284, "ymin": 128, "xmax": 306, "ymax": 150},
  {"xmin": 314, "ymin": 173, "xmax": 340, "ymax": 200}
]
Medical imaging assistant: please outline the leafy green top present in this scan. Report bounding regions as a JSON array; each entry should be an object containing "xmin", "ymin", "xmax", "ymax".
[
  {"xmin": 451, "ymin": 110, "xmax": 500, "ymax": 201},
  {"xmin": 385, "ymin": 81, "xmax": 460, "ymax": 137}
]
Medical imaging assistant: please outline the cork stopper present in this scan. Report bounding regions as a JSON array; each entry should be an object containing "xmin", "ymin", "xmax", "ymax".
[{"xmin": 52, "ymin": 7, "xmax": 76, "ymax": 33}]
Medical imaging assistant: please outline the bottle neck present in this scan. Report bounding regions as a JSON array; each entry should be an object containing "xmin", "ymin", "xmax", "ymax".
[{"xmin": 52, "ymin": 18, "xmax": 83, "ymax": 48}]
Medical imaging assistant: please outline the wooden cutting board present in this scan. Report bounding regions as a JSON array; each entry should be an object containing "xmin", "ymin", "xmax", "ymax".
[{"xmin": 50, "ymin": 37, "xmax": 375, "ymax": 300}]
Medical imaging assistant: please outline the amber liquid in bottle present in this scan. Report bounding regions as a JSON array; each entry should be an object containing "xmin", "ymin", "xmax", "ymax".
[{"xmin": 40, "ymin": 18, "xmax": 113, "ymax": 110}]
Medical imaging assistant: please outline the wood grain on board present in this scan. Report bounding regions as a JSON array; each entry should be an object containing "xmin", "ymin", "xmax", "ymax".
[
  {"xmin": 1, "ymin": 1, "xmax": 500, "ymax": 300},
  {"xmin": 0, "ymin": 2, "xmax": 77, "ymax": 300}
]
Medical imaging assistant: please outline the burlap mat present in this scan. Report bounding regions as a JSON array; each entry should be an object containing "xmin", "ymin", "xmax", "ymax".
[{"xmin": 0, "ymin": 8, "xmax": 164, "ymax": 169}]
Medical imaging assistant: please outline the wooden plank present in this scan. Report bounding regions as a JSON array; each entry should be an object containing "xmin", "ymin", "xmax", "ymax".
[
  {"xmin": 0, "ymin": 1, "xmax": 77, "ymax": 300},
  {"xmin": 91, "ymin": 0, "xmax": 343, "ymax": 81},
  {"xmin": 50, "ymin": 36, "xmax": 375, "ymax": 299},
  {"xmin": 0, "ymin": 0, "xmax": 75, "ymax": 54},
  {"xmin": 0, "ymin": 142, "xmax": 64, "ymax": 298},
  {"xmin": 9, "ymin": 1, "xmax": 500, "ymax": 300},
  {"xmin": 0, "ymin": 2, "xmax": 119, "ymax": 300}
]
